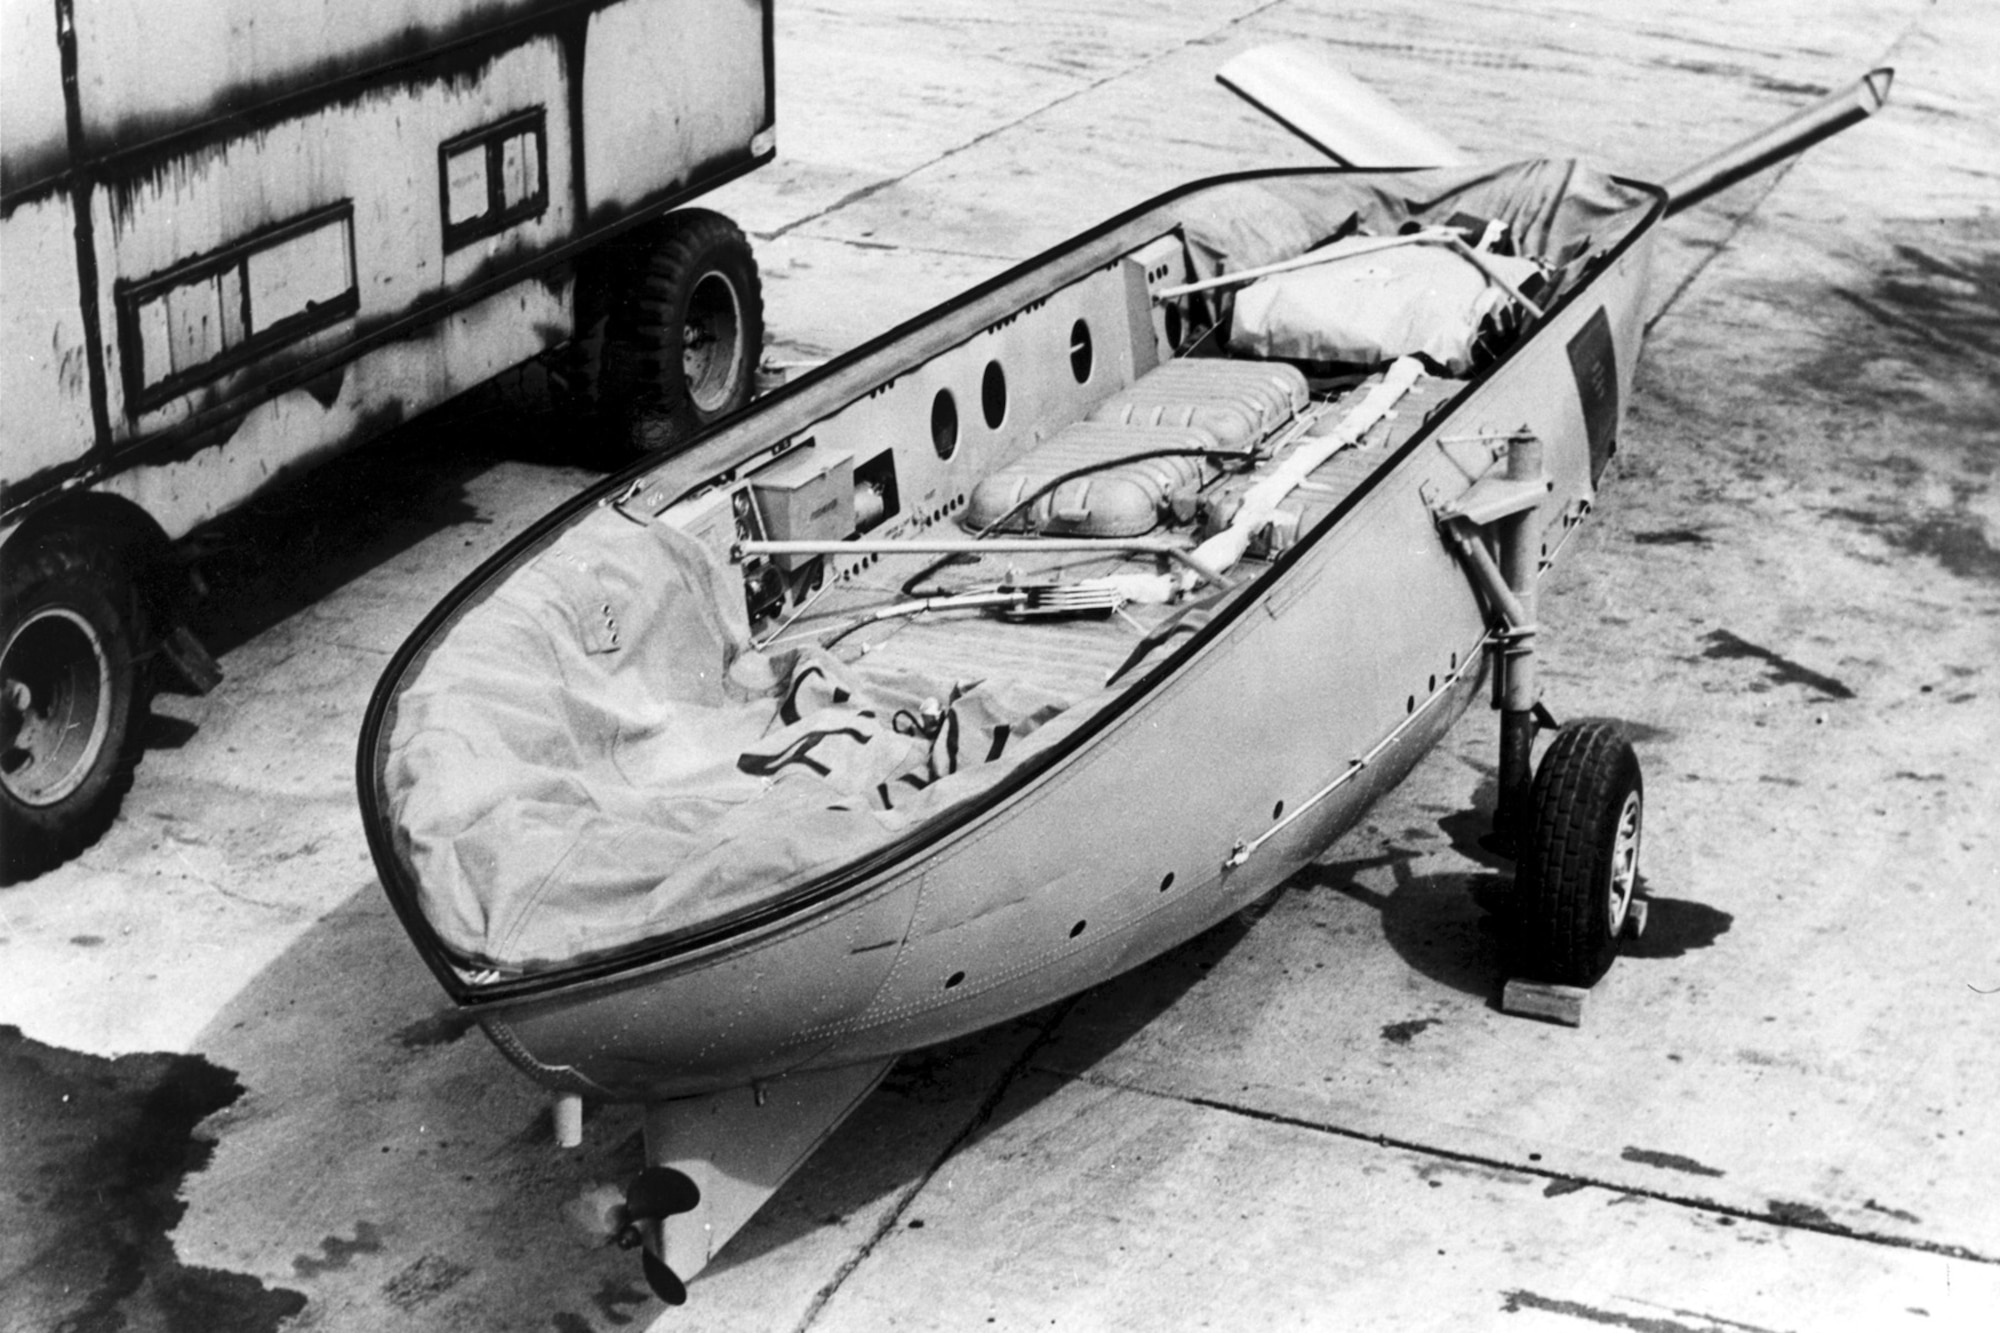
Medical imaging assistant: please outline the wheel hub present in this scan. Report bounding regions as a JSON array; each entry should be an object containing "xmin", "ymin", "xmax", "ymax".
[
  {"xmin": 0, "ymin": 606, "xmax": 113, "ymax": 808},
  {"xmin": 1606, "ymin": 789, "xmax": 1642, "ymax": 932},
  {"xmin": 682, "ymin": 269, "xmax": 745, "ymax": 415}
]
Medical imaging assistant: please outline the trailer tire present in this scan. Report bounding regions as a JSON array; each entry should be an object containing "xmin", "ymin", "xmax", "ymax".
[
  {"xmin": 1, "ymin": 532, "xmax": 148, "ymax": 882},
  {"xmin": 1, "ymin": 528, "xmax": 149, "ymax": 880},
  {"xmin": 596, "ymin": 210, "xmax": 762, "ymax": 461},
  {"xmin": 1513, "ymin": 721, "xmax": 1643, "ymax": 987}
]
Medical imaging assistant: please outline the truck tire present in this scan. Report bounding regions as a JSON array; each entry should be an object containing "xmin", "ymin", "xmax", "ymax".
[
  {"xmin": 1512, "ymin": 721, "xmax": 1643, "ymax": 986},
  {"xmin": 1, "ymin": 532, "xmax": 147, "ymax": 881},
  {"xmin": 596, "ymin": 209, "xmax": 762, "ymax": 461}
]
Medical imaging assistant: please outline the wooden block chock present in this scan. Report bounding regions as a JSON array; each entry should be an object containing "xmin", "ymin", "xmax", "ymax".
[{"xmin": 1501, "ymin": 979, "xmax": 1588, "ymax": 1027}]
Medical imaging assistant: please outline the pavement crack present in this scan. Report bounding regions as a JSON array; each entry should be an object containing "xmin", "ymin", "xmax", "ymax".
[{"xmin": 1065, "ymin": 1069, "xmax": 2000, "ymax": 1267}]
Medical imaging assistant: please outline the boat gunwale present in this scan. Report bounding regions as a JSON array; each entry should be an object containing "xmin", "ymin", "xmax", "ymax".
[{"xmin": 356, "ymin": 163, "xmax": 1668, "ymax": 1006}]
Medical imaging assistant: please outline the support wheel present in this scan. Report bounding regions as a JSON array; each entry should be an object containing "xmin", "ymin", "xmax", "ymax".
[
  {"xmin": 595, "ymin": 209, "xmax": 762, "ymax": 462},
  {"xmin": 1, "ymin": 532, "xmax": 147, "ymax": 881},
  {"xmin": 1513, "ymin": 720, "xmax": 1642, "ymax": 986}
]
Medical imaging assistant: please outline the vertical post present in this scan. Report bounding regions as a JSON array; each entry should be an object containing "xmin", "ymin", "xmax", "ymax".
[{"xmin": 1493, "ymin": 435, "xmax": 1545, "ymax": 850}]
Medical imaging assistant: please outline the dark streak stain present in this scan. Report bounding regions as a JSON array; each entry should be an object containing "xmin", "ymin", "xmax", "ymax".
[
  {"xmin": 382, "ymin": 1254, "xmax": 472, "ymax": 1311},
  {"xmin": 1864, "ymin": 1198, "xmax": 1923, "ymax": 1225},
  {"xmin": 1620, "ymin": 1146, "xmax": 1726, "ymax": 1178},
  {"xmin": 1542, "ymin": 1178, "xmax": 1587, "ymax": 1198},
  {"xmin": 0, "ymin": 1024, "xmax": 307, "ymax": 1332},
  {"xmin": 1380, "ymin": 1018, "xmax": 1439, "ymax": 1045},
  {"xmin": 1767, "ymin": 1198, "xmax": 1845, "ymax": 1232},
  {"xmin": 1501, "ymin": 1288, "xmax": 1779, "ymax": 1332},
  {"xmin": 70, "ymin": 934, "xmax": 106, "ymax": 946},
  {"xmin": 1632, "ymin": 527, "xmax": 1711, "ymax": 546},
  {"xmin": 1702, "ymin": 629, "xmax": 1855, "ymax": 700},
  {"xmin": 292, "ymin": 1221, "xmax": 386, "ymax": 1278}
]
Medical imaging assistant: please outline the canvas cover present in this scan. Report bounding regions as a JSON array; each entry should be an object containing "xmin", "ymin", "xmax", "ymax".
[{"xmin": 384, "ymin": 518, "xmax": 1091, "ymax": 971}]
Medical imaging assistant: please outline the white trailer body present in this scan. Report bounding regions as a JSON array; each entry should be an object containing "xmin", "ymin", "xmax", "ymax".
[{"xmin": 1, "ymin": 0, "xmax": 775, "ymax": 875}]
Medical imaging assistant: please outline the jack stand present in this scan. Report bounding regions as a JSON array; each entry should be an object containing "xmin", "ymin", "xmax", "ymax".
[
  {"xmin": 1492, "ymin": 432, "xmax": 1547, "ymax": 854},
  {"xmin": 1432, "ymin": 429, "xmax": 1556, "ymax": 858}
]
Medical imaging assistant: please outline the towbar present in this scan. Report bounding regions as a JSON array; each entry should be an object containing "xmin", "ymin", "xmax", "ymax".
[{"xmin": 1662, "ymin": 69, "xmax": 1893, "ymax": 217}]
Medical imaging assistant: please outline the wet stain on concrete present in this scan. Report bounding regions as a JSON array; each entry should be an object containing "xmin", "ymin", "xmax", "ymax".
[
  {"xmin": 1380, "ymin": 1018, "xmax": 1439, "ymax": 1045},
  {"xmin": 1502, "ymin": 1287, "xmax": 1782, "ymax": 1332},
  {"xmin": 382, "ymin": 1253, "xmax": 472, "ymax": 1311},
  {"xmin": 1825, "ymin": 505, "xmax": 2000, "ymax": 583},
  {"xmin": 1632, "ymin": 527, "xmax": 1711, "ymax": 546},
  {"xmin": 1619, "ymin": 897, "xmax": 1732, "ymax": 961},
  {"xmin": 1620, "ymin": 1146, "xmax": 1726, "ymax": 1178},
  {"xmin": 292, "ymin": 1221, "xmax": 385, "ymax": 1277},
  {"xmin": 393, "ymin": 1009, "xmax": 477, "ymax": 1049},
  {"xmin": 1702, "ymin": 630, "xmax": 1855, "ymax": 700},
  {"xmin": 0, "ymin": 1024, "xmax": 307, "ymax": 1332}
]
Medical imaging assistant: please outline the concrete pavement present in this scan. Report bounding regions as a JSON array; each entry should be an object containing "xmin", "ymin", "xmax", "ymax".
[{"xmin": 3, "ymin": 2, "xmax": 1996, "ymax": 1330}]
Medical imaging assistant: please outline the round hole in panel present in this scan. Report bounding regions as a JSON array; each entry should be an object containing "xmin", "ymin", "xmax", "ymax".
[
  {"xmin": 1069, "ymin": 319, "xmax": 1094, "ymax": 383},
  {"xmin": 931, "ymin": 387, "xmax": 959, "ymax": 459},
  {"xmin": 981, "ymin": 360, "xmax": 1008, "ymax": 429}
]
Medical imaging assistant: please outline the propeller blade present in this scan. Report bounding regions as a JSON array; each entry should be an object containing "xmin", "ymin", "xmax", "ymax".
[
  {"xmin": 625, "ymin": 1166, "xmax": 702, "ymax": 1220},
  {"xmin": 642, "ymin": 1249, "xmax": 690, "ymax": 1306}
]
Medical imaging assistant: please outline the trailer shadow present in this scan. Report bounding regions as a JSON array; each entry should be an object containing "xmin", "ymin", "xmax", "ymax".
[{"xmin": 170, "ymin": 376, "xmax": 589, "ymax": 665}]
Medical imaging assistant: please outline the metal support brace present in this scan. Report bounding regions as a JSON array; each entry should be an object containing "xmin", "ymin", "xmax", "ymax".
[{"xmin": 1432, "ymin": 431, "xmax": 1553, "ymax": 853}]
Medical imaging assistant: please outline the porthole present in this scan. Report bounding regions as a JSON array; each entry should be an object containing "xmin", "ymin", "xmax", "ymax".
[
  {"xmin": 931, "ymin": 388, "xmax": 959, "ymax": 459},
  {"xmin": 1069, "ymin": 319, "xmax": 1093, "ymax": 383},
  {"xmin": 1069, "ymin": 919, "xmax": 1087, "ymax": 938},
  {"xmin": 981, "ymin": 360, "xmax": 1008, "ymax": 429}
]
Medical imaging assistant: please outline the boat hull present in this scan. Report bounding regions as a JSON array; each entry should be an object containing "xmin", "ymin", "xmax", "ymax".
[{"xmin": 474, "ymin": 218, "xmax": 1657, "ymax": 1103}]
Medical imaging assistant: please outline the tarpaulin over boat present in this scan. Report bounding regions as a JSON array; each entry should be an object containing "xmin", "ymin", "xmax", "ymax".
[{"xmin": 383, "ymin": 520, "xmax": 1085, "ymax": 971}]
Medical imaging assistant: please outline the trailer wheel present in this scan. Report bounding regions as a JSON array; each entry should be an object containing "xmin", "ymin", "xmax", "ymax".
[
  {"xmin": 1513, "ymin": 721, "xmax": 1643, "ymax": 986},
  {"xmin": 597, "ymin": 209, "xmax": 762, "ymax": 460},
  {"xmin": 1, "ymin": 533, "xmax": 147, "ymax": 881}
]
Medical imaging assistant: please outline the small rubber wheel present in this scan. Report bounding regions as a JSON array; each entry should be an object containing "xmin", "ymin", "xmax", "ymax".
[
  {"xmin": 1513, "ymin": 720, "xmax": 1643, "ymax": 986},
  {"xmin": 1, "ymin": 532, "xmax": 148, "ymax": 881},
  {"xmin": 595, "ymin": 209, "xmax": 762, "ymax": 460}
]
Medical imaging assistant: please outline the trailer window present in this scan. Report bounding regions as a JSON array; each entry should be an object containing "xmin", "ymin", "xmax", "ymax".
[
  {"xmin": 120, "ymin": 203, "xmax": 358, "ymax": 413},
  {"xmin": 440, "ymin": 109, "xmax": 550, "ymax": 252}
]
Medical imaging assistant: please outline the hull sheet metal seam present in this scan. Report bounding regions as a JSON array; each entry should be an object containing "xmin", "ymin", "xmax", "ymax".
[{"xmin": 1226, "ymin": 630, "xmax": 1492, "ymax": 867}]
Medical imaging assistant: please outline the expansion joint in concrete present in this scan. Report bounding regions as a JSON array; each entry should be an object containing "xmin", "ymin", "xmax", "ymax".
[{"xmin": 1069, "ymin": 1069, "xmax": 2000, "ymax": 1268}]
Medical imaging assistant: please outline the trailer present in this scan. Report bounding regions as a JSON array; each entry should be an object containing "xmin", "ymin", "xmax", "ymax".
[{"xmin": 1, "ymin": 0, "xmax": 775, "ymax": 876}]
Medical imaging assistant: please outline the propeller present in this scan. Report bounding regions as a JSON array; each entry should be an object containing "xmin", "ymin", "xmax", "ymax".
[{"xmin": 623, "ymin": 1166, "xmax": 703, "ymax": 1306}]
